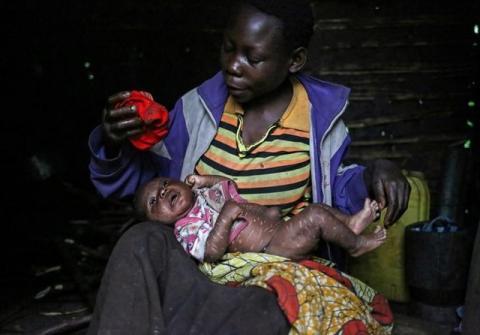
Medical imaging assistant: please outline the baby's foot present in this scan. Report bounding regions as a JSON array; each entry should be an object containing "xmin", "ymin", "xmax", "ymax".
[
  {"xmin": 350, "ymin": 226, "xmax": 387, "ymax": 257},
  {"xmin": 348, "ymin": 198, "xmax": 380, "ymax": 235}
]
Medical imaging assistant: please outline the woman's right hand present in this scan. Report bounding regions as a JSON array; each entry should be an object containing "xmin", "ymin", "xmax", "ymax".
[{"xmin": 102, "ymin": 91, "xmax": 145, "ymax": 150}]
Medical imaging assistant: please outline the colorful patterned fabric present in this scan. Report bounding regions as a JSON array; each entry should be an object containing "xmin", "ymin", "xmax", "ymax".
[
  {"xmin": 174, "ymin": 180, "xmax": 247, "ymax": 261},
  {"xmin": 195, "ymin": 78, "xmax": 312, "ymax": 217},
  {"xmin": 199, "ymin": 253, "xmax": 393, "ymax": 335}
]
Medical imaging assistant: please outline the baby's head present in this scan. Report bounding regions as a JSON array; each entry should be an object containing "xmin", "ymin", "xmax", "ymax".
[
  {"xmin": 134, "ymin": 177, "xmax": 195, "ymax": 224},
  {"xmin": 221, "ymin": 0, "xmax": 314, "ymax": 103}
]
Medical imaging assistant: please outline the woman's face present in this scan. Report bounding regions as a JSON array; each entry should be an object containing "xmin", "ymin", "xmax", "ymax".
[
  {"xmin": 220, "ymin": 4, "xmax": 293, "ymax": 104},
  {"xmin": 139, "ymin": 177, "xmax": 194, "ymax": 224}
]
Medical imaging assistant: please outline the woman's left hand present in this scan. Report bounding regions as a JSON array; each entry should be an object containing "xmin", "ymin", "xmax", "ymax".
[{"xmin": 364, "ymin": 159, "xmax": 411, "ymax": 227}]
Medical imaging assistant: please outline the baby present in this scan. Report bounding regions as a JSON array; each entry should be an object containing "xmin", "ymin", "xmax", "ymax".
[{"xmin": 134, "ymin": 175, "xmax": 387, "ymax": 263}]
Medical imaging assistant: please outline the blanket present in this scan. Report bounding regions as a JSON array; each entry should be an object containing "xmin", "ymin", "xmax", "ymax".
[{"xmin": 200, "ymin": 253, "xmax": 393, "ymax": 335}]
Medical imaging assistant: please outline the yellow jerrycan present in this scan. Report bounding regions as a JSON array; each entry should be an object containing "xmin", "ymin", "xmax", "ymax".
[{"xmin": 347, "ymin": 170, "xmax": 430, "ymax": 302}]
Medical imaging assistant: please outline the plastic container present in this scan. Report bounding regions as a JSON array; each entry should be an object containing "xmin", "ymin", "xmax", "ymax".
[
  {"xmin": 405, "ymin": 218, "xmax": 472, "ymax": 306},
  {"xmin": 347, "ymin": 170, "xmax": 430, "ymax": 302}
]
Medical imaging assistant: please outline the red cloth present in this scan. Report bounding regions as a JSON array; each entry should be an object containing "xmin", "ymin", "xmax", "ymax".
[
  {"xmin": 116, "ymin": 91, "xmax": 169, "ymax": 150},
  {"xmin": 265, "ymin": 275, "xmax": 299, "ymax": 324},
  {"xmin": 299, "ymin": 259, "xmax": 353, "ymax": 289},
  {"xmin": 342, "ymin": 320, "xmax": 369, "ymax": 335}
]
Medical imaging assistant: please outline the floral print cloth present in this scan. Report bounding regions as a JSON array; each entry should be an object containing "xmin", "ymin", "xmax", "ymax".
[{"xmin": 200, "ymin": 253, "xmax": 393, "ymax": 335}]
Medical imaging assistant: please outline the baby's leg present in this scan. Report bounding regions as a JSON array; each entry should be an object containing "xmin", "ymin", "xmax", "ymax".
[
  {"xmin": 350, "ymin": 226, "xmax": 387, "ymax": 257},
  {"xmin": 317, "ymin": 199, "xmax": 379, "ymax": 235},
  {"xmin": 265, "ymin": 205, "xmax": 386, "ymax": 260},
  {"xmin": 346, "ymin": 199, "xmax": 380, "ymax": 234}
]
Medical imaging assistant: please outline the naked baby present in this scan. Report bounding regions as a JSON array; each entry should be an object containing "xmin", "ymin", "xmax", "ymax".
[{"xmin": 134, "ymin": 175, "xmax": 387, "ymax": 262}]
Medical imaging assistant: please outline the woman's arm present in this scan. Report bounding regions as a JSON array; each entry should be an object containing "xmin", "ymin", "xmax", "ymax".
[
  {"xmin": 89, "ymin": 125, "xmax": 161, "ymax": 198},
  {"xmin": 333, "ymin": 160, "xmax": 410, "ymax": 227},
  {"xmin": 89, "ymin": 94, "xmax": 187, "ymax": 198}
]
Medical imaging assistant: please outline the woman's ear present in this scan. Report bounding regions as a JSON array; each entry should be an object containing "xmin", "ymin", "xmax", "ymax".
[{"xmin": 288, "ymin": 47, "xmax": 308, "ymax": 74}]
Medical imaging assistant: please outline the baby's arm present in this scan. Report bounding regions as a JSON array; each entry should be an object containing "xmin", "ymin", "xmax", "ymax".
[
  {"xmin": 186, "ymin": 174, "xmax": 237, "ymax": 190},
  {"xmin": 204, "ymin": 200, "xmax": 242, "ymax": 262}
]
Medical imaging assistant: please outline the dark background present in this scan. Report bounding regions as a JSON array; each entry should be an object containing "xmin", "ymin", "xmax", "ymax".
[{"xmin": 1, "ymin": 0, "xmax": 479, "ymax": 322}]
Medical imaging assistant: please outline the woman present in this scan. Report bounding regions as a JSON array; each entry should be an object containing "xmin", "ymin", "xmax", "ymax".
[{"xmin": 87, "ymin": 0, "xmax": 410, "ymax": 333}]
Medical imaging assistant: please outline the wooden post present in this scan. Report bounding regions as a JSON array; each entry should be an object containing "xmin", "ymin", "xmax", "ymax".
[{"xmin": 463, "ymin": 221, "xmax": 480, "ymax": 334}]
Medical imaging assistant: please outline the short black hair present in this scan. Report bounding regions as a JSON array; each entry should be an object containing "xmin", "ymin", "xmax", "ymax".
[{"xmin": 233, "ymin": 0, "xmax": 314, "ymax": 50}]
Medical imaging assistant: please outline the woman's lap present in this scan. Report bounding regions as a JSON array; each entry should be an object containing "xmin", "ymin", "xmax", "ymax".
[{"xmin": 87, "ymin": 222, "xmax": 289, "ymax": 335}]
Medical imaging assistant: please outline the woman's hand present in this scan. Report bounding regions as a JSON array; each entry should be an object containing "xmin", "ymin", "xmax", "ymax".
[
  {"xmin": 102, "ymin": 91, "xmax": 144, "ymax": 155},
  {"xmin": 363, "ymin": 159, "xmax": 411, "ymax": 227}
]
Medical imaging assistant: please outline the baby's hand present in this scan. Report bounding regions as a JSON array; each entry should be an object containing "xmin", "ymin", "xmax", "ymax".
[
  {"xmin": 185, "ymin": 174, "xmax": 208, "ymax": 189},
  {"xmin": 185, "ymin": 174, "xmax": 197, "ymax": 187},
  {"xmin": 185, "ymin": 174, "xmax": 198, "ymax": 189},
  {"xmin": 185, "ymin": 174, "xmax": 233, "ymax": 189}
]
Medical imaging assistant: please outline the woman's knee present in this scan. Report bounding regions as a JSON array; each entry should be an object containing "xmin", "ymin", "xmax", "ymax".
[{"xmin": 114, "ymin": 221, "xmax": 176, "ymax": 255}]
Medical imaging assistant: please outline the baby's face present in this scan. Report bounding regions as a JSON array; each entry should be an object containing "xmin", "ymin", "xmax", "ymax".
[{"xmin": 139, "ymin": 177, "xmax": 194, "ymax": 224}]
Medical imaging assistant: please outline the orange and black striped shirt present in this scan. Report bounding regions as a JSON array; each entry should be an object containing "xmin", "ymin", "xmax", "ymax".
[{"xmin": 195, "ymin": 78, "xmax": 312, "ymax": 217}]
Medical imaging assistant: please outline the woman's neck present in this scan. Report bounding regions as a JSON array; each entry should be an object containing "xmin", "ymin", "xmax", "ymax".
[
  {"xmin": 240, "ymin": 79, "xmax": 293, "ymax": 146},
  {"xmin": 242, "ymin": 79, "xmax": 292, "ymax": 123}
]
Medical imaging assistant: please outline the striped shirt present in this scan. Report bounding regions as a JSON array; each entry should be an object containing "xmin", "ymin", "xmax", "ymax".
[{"xmin": 195, "ymin": 77, "xmax": 312, "ymax": 217}]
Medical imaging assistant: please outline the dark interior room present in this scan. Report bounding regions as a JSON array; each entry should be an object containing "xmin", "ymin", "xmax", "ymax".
[{"xmin": 1, "ymin": 0, "xmax": 479, "ymax": 334}]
